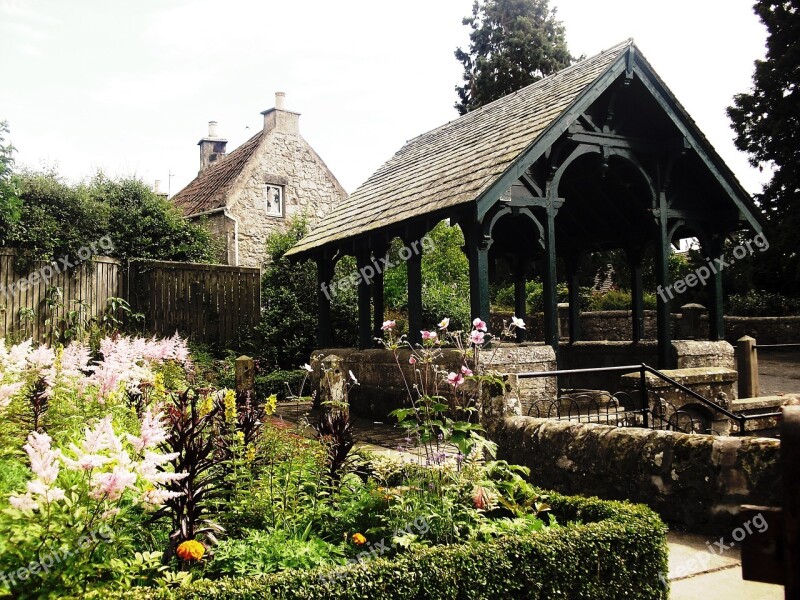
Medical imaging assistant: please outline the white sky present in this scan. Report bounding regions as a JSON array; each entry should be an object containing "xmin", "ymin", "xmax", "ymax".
[{"xmin": 0, "ymin": 0, "xmax": 768, "ymax": 198}]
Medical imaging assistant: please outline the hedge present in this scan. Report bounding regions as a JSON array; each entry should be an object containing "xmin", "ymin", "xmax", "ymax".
[
  {"xmin": 255, "ymin": 370, "xmax": 308, "ymax": 402},
  {"xmin": 89, "ymin": 490, "xmax": 668, "ymax": 600}
]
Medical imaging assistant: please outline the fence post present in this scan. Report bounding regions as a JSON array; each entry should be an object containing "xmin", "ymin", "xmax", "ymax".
[
  {"xmin": 235, "ymin": 355, "xmax": 255, "ymax": 398},
  {"xmin": 639, "ymin": 364, "xmax": 649, "ymax": 428},
  {"xmin": 737, "ymin": 336, "xmax": 759, "ymax": 398}
]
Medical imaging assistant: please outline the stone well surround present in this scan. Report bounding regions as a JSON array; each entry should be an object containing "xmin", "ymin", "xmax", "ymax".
[{"xmin": 498, "ymin": 416, "xmax": 780, "ymax": 530}]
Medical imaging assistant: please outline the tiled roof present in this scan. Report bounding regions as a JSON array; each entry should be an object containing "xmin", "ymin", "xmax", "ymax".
[
  {"xmin": 171, "ymin": 131, "xmax": 264, "ymax": 216},
  {"xmin": 286, "ymin": 40, "xmax": 633, "ymax": 257}
]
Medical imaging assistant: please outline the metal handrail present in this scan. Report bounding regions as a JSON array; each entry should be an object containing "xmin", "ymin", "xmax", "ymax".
[
  {"xmin": 753, "ymin": 343, "xmax": 800, "ymax": 349},
  {"xmin": 518, "ymin": 363, "xmax": 780, "ymax": 434}
]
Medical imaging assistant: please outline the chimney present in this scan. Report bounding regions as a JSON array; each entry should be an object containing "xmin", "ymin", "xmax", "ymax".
[
  {"xmin": 261, "ymin": 91, "xmax": 300, "ymax": 135},
  {"xmin": 153, "ymin": 179, "xmax": 168, "ymax": 199},
  {"xmin": 198, "ymin": 120, "xmax": 228, "ymax": 173}
]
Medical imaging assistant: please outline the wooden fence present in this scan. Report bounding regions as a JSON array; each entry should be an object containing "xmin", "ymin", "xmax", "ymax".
[
  {"xmin": 0, "ymin": 250, "xmax": 261, "ymax": 346},
  {"xmin": 124, "ymin": 260, "xmax": 261, "ymax": 345},
  {"xmin": 0, "ymin": 250, "xmax": 123, "ymax": 343}
]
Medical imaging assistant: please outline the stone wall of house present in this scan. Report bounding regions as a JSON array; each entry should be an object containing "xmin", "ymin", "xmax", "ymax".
[
  {"xmin": 498, "ymin": 416, "xmax": 781, "ymax": 530},
  {"xmin": 190, "ymin": 212, "xmax": 235, "ymax": 265},
  {"xmin": 228, "ymin": 131, "xmax": 347, "ymax": 268}
]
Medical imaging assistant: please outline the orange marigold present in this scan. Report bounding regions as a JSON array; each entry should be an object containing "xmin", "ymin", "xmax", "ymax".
[
  {"xmin": 351, "ymin": 533, "xmax": 367, "ymax": 545},
  {"xmin": 176, "ymin": 539, "xmax": 205, "ymax": 561}
]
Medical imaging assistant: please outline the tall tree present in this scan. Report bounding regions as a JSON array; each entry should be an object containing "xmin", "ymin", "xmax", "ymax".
[
  {"xmin": 454, "ymin": 0, "xmax": 574, "ymax": 115},
  {"xmin": 728, "ymin": 0, "xmax": 800, "ymax": 294}
]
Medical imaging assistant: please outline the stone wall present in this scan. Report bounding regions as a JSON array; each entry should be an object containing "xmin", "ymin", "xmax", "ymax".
[
  {"xmin": 723, "ymin": 315, "xmax": 800, "ymax": 345},
  {"xmin": 498, "ymin": 417, "xmax": 781, "ymax": 530},
  {"xmin": 310, "ymin": 344, "xmax": 557, "ymax": 420},
  {"xmin": 230, "ymin": 130, "xmax": 347, "ymax": 268}
]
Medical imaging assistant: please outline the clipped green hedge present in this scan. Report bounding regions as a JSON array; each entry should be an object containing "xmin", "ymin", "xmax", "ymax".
[
  {"xmin": 93, "ymin": 491, "xmax": 668, "ymax": 600},
  {"xmin": 255, "ymin": 370, "xmax": 308, "ymax": 401}
]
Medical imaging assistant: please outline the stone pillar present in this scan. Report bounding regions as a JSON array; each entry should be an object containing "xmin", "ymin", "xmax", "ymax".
[
  {"xmin": 680, "ymin": 303, "xmax": 707, "ymax": 340},
  {"xmin": 737, "ymin": 335, "xmax": 759, "ymax": 398}
]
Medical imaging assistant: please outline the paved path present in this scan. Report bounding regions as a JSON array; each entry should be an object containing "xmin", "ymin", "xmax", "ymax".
[
  {"xmin": 757, "ymin": 350, "xmax": 800, "ymax": 396},
  {"xmin": 274, "ymin": 401, "xmax": 786, "ymax": 598}
]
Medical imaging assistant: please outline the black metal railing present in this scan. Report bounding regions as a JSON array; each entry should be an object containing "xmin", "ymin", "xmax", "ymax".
[
  {"xmin": 753, "ymin": 343, "xmax": 800, "ymax": 350},
  {"xmin": 517, "ymin": 363, "xmax": 780, "ymax": 435}
]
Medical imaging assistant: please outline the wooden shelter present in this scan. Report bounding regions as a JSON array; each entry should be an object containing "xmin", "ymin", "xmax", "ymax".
[{"xmin": 286, "ymin": 40, "xmax": 764, "ymax": 368}]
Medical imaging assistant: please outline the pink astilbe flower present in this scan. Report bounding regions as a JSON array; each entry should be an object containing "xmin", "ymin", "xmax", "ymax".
[
  {"xmin": 27, "ymin": 345, "xmax": 55, "ymax": 371},
  {"xmin": 1, "ymin": 339, "xmax": 33, "ymax": 375},
  {"xmin": 9, "ymin": 493, "xmax": 38, "ymax": 511},
  {"xmin": 59, "ymin": 342, "xmax": 92, "ymax": 375},
  {"xmin": 23, "ymin": 432, "xmax": 60, "ymax": 485},
  {"xmin": 141, "ymin": 488, "xmax": 184, "ymax": 507},
  {"xmin": 472, "ymin": 318, "xmax": 487, "ymax": 332},
  {"xmin": 469, "ymin": 330, "xmax": 486, "ymax": 345},
  {"xmin": 0, "ymin": 382, "xmax": 24, "ymax": 410},
  {"xmin": 127, "ymin": 406, "xmax": 169, "ymax": 453},
  {"xmin": 90, "ymin": 465, "xmax": 138, "ymax": 501}
]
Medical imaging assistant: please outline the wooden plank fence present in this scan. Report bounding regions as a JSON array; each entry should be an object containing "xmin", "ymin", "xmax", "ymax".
[
  {"xmin": 0, "ymin": 250, "xmax": 261, "ymax": 346},
  {"xmin": 0, "ymin": 250, "xmax": 123, "ymax": 343},
  {"xmin": 124, "ymin": 260, "xmax": 261, "ymax": 346}
]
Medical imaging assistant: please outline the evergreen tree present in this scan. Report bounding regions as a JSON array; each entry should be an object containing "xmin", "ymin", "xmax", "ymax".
[
  {"xmin": 0, "ymin": 121, "xmax": 21, "ymax": 245},
  {"xmin": 727, "ymin": 0, "xmax": 800, "ymax": 294},
  {"xmin": 454, "ymin": 0, "xmax": 574, "ymax": 115}
]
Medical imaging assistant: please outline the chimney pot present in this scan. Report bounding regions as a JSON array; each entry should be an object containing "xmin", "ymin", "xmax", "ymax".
[
  {"xmin": 208, "ymin": 120, "xmax": 218, "ymax": 137},
  {"xmin": 275, "ymin": 92, "xmax": 286, "ymax": 110},
  {"xmin": 154, "ymin": 179, "xmax": 161, "ymax": 193}
]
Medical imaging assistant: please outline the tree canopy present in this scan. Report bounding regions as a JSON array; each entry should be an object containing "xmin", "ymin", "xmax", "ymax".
[
  {"xmin": 0, "ymin": 121, "xmax": 21, "ymax": 246},
  {"xmin": 454, "ymin": 0, "xmax": 574, "ymax": 115},
  {"xmin": 728, "ymin": 0, "xmax": 800, "ymax": 295},
  {"xmin": 3, "ymin": 169, "xmax": 220, "ymax": 268}
]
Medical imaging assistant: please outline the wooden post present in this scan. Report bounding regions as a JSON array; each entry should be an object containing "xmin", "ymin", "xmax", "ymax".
[
  {"xmin": 466, "ymin": 222, "xmax": 491, "ymax": 326},
  {"xmin": 356, "ymin": 250, "xmax": 372, "ymax": 349},
  {"xmin": 784, "ymin": 406, "xmax": 800, "ymax": 600},
  {"xmin": 407, "ymin": 245, "xmax": 423, "ymax": 346},
  {"xmin": 513, "ymin": 258, "xmax": 527, "ymax": 342},
  {"xmin": 565, "ymin": 255, "xmax": 581, "ymax": 344},
  {"xmin": 316, "ymin": 255, "xmax": 333, "ymax": 348},
  {"xmin": 707, "ymin": 237, "xmax": 725, "ymax": 341},
  {"xmin": 542, "ymin": 205, "xmax": 559, "ymax": 355},
  {"xmin": 737, "ymin": 335, "xmax": 759, "ymax": 398},
  {"xmin": 654, "ymin": 202, "xmax": 673, "ymax": 368},
  {"xmin": 372, "ymin": 246, "xmax": 387, "ymax": 340},
  {"xmin": 627, "ymin": 250, "xmax": 644, "ymax": 343},
  {"xmin": 235, "ymin": 355, "xmax": 255, "ymax": 397}
]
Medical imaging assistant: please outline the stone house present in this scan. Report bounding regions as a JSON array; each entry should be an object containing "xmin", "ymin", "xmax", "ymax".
[{"xmin": 171, "ymin": 93, "xmax": 347, "ymax": 267}]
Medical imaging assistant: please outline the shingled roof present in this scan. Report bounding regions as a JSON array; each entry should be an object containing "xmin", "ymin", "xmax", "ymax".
[
  {"xmin": 171, "ymin": 131, "xmax": 264, "ymax": 217},
  {"xmin": 286, "ymin": 40, "xmax": 634, "ymax": 257}
]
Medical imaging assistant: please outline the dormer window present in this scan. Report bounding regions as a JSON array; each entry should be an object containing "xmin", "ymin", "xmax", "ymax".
[{"xmin": 265, "ymin": 185, "xmax": 283, "ymax": 216}]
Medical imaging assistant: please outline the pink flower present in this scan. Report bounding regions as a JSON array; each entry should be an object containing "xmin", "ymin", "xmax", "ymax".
[
  {"xmin": 447, "ymin": 372, "xmax": 465, "ymax": 387},
  {"xmin": 23, "ymin": 432, "xmax": 60, "ymax": 485},
  {"xmin": 511, "ymin": 316, "xmax": 526, "ymax": 330},
  {"xmin": 409, "ymin": 356, "xmax": 417, "ymax": 365},
  {"xmin": 141, "ymin": 488, "xmax": 183, "ymax": 507},
  {"xmin": 127, "ymin": 406, "xmax": 168, "ymax": 453},
  {"xmin": 9, "ymin": 493, "xmax": 38, "ymax": 511},
  {"xmin": 470, "ymin": 330, "xmax": 486, "ymax": 345},
  {"xmin": 90, "ymin": 466, "xmax": 138, "ymax": 501},
  {"xmin": 461, "ymin": 366, "xmax": 473, "ymax": 376},
  {"xmin": 472, "ymin": 318, "xmax": 487, "ymax": 332},
  {"xmin": 0, "ymin": 382, "xmax": 24, "ymax": 410},
  {"xmin": 437, "ymin": 318, "xmax": 450, "ymax": 330},
  {"xmin": 421, "ymin": 330, "xmax": 437, "ymax": 341},
  {"xmin": 381, "ymin": 320, "xmax": 396, "ymax": 331}
]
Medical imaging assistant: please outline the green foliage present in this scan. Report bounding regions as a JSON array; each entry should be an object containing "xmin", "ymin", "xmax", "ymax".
[
  {"xmin": 95, "ymin": 491, "xmax": 668, "ymax": 600},
  {"xmin": 383, "ymin": 222, "xmax": 471, "ymax": 330},
  {"xmin": 0, "ymin": 120, "xmax": 21, "ymax": 246},
  {"xmin": 727, "ymin": 289, "xmax": 800, "ymax": 316},
  {"xmin": 255, "ymin": 370, "xmax": 308, "ymax": 401},
  {"xmin": 206, "ymin": 528, "xmax": 346, "ymax": 579},
  {"xmin": 454, "ymin": 0, "xmax": 574, "ymax": 114},
  {"xmin": 728, "ymin": 1, "xmax": 800, "ymax": 294},
  {"xmin": 256, "ymin": 216, "xmax": 356, "ymax": 370},
  {"xmin": 587, "ymin": 289, "xmax": 657, "ymax": 311},
  {"xmin": 5, "ymin": 170, "xmax": 218, "ymax": 270}
]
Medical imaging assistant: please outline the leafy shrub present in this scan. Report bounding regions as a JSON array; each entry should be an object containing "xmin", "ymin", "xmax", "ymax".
[
  {"xmin": 255, "ymin": 370, "xmax": 308, "ymax": 401},
  {"xmin": 587, "ymin": 289, "xmax": 657, "ymax": 311},
  {"xmin": 727, "ymin": 290, "xmax": 800, "ymax": 316}
]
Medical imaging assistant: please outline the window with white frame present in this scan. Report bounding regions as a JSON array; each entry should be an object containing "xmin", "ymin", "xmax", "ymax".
[{"xmin": 265, "ymin": 185, "xmax": 283, "ymax": 216}]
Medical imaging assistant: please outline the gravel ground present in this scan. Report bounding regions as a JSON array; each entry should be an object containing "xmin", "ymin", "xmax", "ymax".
[{"xmin": 754, "ymin": 350, "xmax": 800, "ymax": 396}]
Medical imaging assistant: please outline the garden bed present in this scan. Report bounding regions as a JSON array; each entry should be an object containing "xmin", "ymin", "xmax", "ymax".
[{"xmin": 96, "ymin": 491, "xmax": 668, "ymax": 600}]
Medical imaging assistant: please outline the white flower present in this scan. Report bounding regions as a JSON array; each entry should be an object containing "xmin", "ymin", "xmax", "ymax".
[
  {"xmin": 349, "ymin": 370, "xmax": 359, "ymax": 384},
  {"xmin": 302, "ymin": 363, "xmax": 313, "ymax": 372},
  {"xmin": 511, "ymin": 316, "xmax": 526, "ymax": 330}
]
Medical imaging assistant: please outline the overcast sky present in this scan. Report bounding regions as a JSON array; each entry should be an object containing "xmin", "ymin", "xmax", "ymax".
[{"xmin": 0, "ymin": 0, "xmax": 768, "ymax": 198}]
